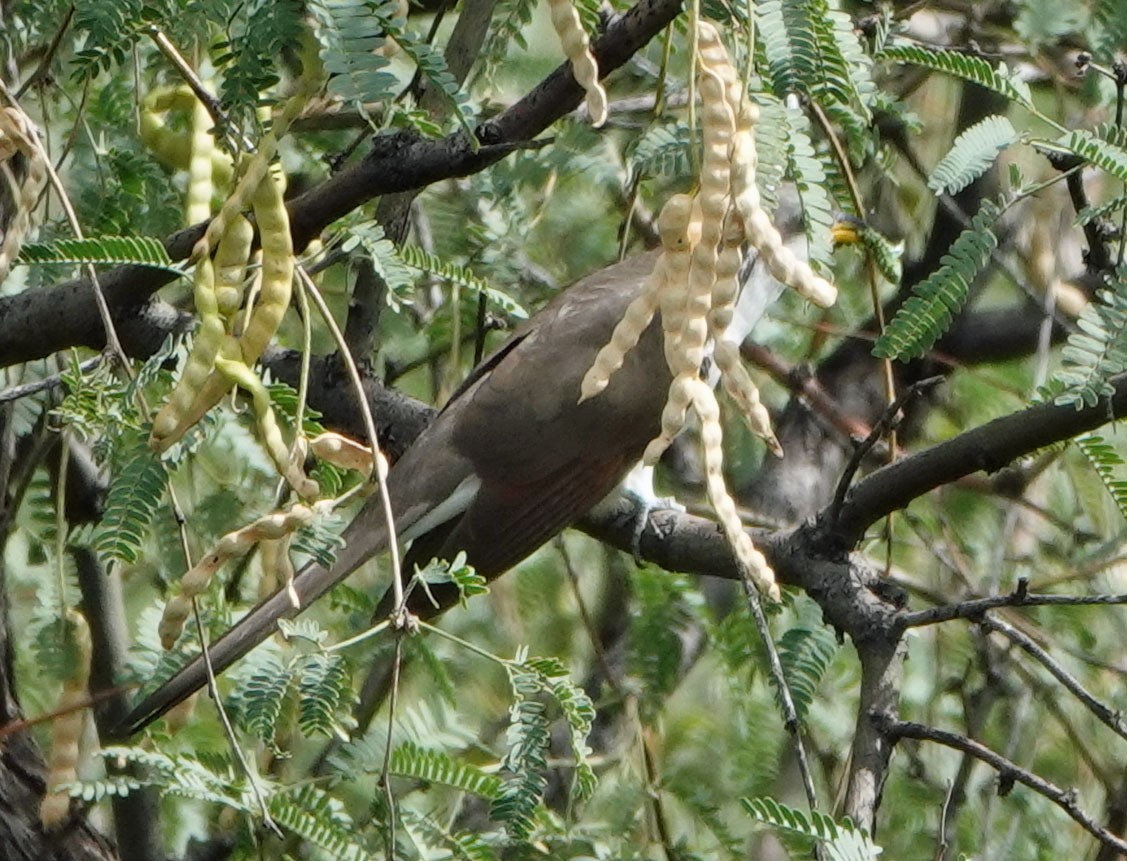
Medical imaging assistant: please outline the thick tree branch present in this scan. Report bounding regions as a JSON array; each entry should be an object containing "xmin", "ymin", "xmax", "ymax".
[{"xmin": 828, "ymin": 375, "xmax": 1127, "ymax": 548}]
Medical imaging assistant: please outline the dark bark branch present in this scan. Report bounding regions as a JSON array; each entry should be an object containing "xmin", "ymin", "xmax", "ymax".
[
  {"xmin": 875, "ymin": 713, "xmax": 1127, "ymax": 854},
  {"xmin": 898, "ymin": 585, "xmax": 1127, "ymax": 629},
  {"xmin": 978, "ymin": 613, "xmax": 1127, "ymax": 741},
  {"xmin": 829, "ymin": 375, "xmax": 1127, "ymax": 549}
]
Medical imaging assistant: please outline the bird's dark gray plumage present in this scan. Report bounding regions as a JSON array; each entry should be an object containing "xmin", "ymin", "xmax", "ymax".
[{"xmin": 118, "ymin": 253, "xmax": 671, "ymax": 735}]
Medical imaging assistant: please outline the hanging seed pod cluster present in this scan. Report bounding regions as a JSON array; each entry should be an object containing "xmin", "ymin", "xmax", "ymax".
[
  {"xmin": 149, "ymin": 88, "xmax": 318, "ymax": 501},
  {"xmin": 581, "ymin": 21, "xmax": 840, "ymax": 599}
]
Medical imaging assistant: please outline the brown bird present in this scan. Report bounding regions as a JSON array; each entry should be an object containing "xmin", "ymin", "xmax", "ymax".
[{"xmin": 118, "ymin": 252, "xmax": 673, "ymax": 735}]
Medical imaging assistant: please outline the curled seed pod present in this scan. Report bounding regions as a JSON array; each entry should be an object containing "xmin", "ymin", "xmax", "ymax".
[
  {"xmin": 691, "ymin": 379, "xmax": 779, "ymax": 599},
  {"xmin": 159, "ymin": 504, "xmax": 316, "ymax": 648},
  {"xmin": 548, "ymin": 0, "xmax": 607, "ymax": 126},
  {"xmin": 214, "ymin": 214, "xmax": 255, "ymax": 319},
  {"xmin": 238, "ymin": 169, "xmax": 293, "ymax": 365},
  {"xmin": 0, "ymin": 107, "xmax": 47, "ymax": 284},
  {"xmin": 139, "ymin": 87, "xmax": 234, "ymax": 186},
  {"xmin": 712, "ymin": 340, "xmax": 781, "ymax": 455},
  {"xmin": 140, "ymin": 87, "xmax": 198, "ymax": 174},
  {"xmin": 40, "ymin": 611, "xmax": 93, "ymax": 829},
  {"xmin": 186, "ymin": 99, "xmax": 215, "ymax": 226},
  {"xmin": 309, "ymin": 431, "xmax": 375, "ymax": 475},
  {"xmin": 578, "ymin": 260, "xmax": 664, "ymax": 403},
  {"xmin": 214, "ymin": 355, "xmax": 319, "ymax": 499}
]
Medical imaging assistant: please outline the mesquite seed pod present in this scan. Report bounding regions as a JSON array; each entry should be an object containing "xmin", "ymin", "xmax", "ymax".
[
  {"xmin": 40, "ymin": 611, "xmax": 93, "ymax": 829},
  {"xmin": 159, "ymin": 504, "xmax": 316, "ymax": 648},
  {"xmin": 691, "ymin": 378, "xmax": 779, "ymax": 599},
  {"xmin": 548, "ymin": 0, "xmax": 608, "ymax": 126},
  {"xmin": 0, "ymin": 107, "xmax": 47, "ymax": 284}
]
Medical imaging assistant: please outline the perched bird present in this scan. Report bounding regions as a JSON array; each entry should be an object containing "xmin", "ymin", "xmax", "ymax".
[{"xmin": 119, "ymin": 252, "xmax": 675, "ymax": 734}]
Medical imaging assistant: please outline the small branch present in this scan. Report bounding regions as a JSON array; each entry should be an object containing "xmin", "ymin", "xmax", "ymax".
[
  {"xmin": 831, "ymin": 371, "xmax": 1127, "ymax": 547},
  {"xmin": 145, "ymin": 28, "xmax": 226, "ymax": 131},
  {"xmin": 979, "ymin": 613, "xmax": 1127, "ymax": 741},
  {"xmin": 0, "ymin": 355, "xmax": 103, "ymax": 404},
  {"xmin": 897, "ymin": 586, "xmax": 1127, "ymax": 630},
  {"xmin": 874, "ymin": 713, "xmax": 1127, "ymax": 854},
  {"xmin": 828, "ymin": 376, "xmax": 945, "ymax": 526}
]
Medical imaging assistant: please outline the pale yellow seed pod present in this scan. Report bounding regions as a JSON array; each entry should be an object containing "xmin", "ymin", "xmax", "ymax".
[
  {"xmin": 657, "ymin": 195, "xmax": 702, "ymax": 369},
  {"xmin": 186, "ymin": 99, "xmax": 214, "ymax": 226},
  {"xmin": 713, "ymin": 340, "xmax": 781, "ymax": 456},
  {"xmin": 158, "ymin": 596, "xmax": 192, "ymax": 650},
  {"xmin": 214, "ymin": 214, "xmax": 255, "ymax": 318},
  {"xmin": 309, "ymin": 431, "xmax": 375, "ymax": 475},
  {"xmin": 0, "ymin": 107, "xmax": 47, "ymax": 283},
  {"xmin": 150, "ymin": 339, "xmax": 241, "ymax": 452},
  {"xmin": 239, "ymin": 169, "xmax": 293, "ymax": 366},
  {"xmin": 150, "ymin": 257, "xmax": 228, "ymax": 447},
  {"xmin": 642, "ymin": 375, "xmax": 694, "ymax": 465},
  {"xmin": 724, "ymin": 78, "xmax": 838, "ymax": 311},
  {"xmin": 744, "ymin": 208, "xmax": 837, "ymax": 307},
  {"xmin": 197, "ymin": 145, "xmax": 275, "ymax": 262},
  {"xmin": 548, "ymin": 0, "xmax": 608, "ymax": 127},
  {"xmin": 707, "ymin": 215, "xmax": 745, "ymax": 337},
  {"xmin": 690, "ymin": 379, "xmax": 779, "ymax": 599},
  {"xmin": 578, "ymin": 262, "xmax": 663, "ymax": 403},
  {"xmin": 140, "ymin": 87, "xmax": 234, "ymax": 186},
  {"xmin": 159, "ymin": 503, "xmax": 317, "ymax": 647},
  {"xmin": 214, "ymin": 355, "xmax": 318, "ymax": 499},
  {"xmin": 258, "ymin": 535, "xmax": 295, "ymax": 601},
  {"xmin": 40, "ymin": 611, "xmax": 93, "ymax": 829}
]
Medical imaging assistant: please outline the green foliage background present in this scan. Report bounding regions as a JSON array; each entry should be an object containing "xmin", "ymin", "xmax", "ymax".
[{"xmin": 4, "ymin": 0, "xmax": 1127, "ymax": 859}]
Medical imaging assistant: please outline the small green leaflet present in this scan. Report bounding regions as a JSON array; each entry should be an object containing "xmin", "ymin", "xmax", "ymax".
[{"xmin": 18, "ymin": 236, "xmax": 182, "ymax": 274}]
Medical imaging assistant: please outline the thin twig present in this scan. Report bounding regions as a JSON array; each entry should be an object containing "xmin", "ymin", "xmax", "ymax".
[
  {"xmin": 740, "ymin": 569, "xmax": 820, "ymax": 812},
  {"xmin": 381, "ymin": 635, "xmax": 405, "ymax": 860},
  {"xmin": 0, "ymin": 355, "xmax": 103, "ymax": 404},
  {"xmin": 190, "ymin": 602, "xmax": 282, "ymax": 837},
  {"xmin": 15, "ymin": 4, "xmax": 75, "ymax": 98},
  {"xmin": 979, "ymin": 613, "xmax": 1127, "ymax": 740},
  {"xmin": 897, "ymin": 587, "xmax": 1127, "ymax": 630},
  {"xmin": 296, "ymin": 265, "xmax": 403, "ymax": 610},
  {"xmin": 145, "ymin": 28, "xmax": 225, "ymax": 129},
  {"xmin": 829, "ymin": 375, "xmax": 945, "ymax": 525},
  {"xmin": 875, "ymin": 713, "xmax": 1127, "ymax": 854}
]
